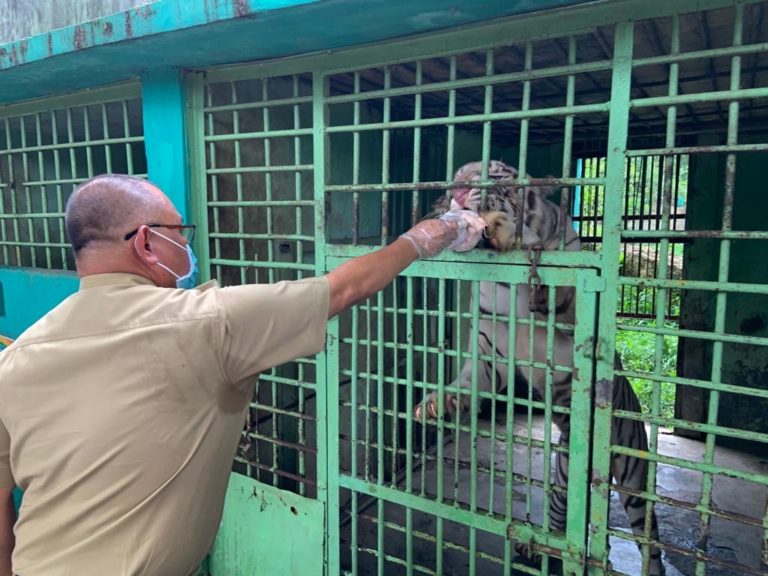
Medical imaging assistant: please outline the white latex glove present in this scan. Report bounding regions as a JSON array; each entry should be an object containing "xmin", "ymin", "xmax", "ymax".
[
  {"xmin": 400, "ymin": 219, "xmax": 459, "ymax": 259},
  {"xmin": 439, "ymin": 209, "xmax": 487, "ymax": 252}
]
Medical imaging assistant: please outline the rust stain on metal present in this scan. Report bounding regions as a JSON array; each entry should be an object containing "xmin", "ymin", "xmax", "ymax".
[
  {"xmin": 103, "ymin": 22, "xmax": 113, "ymax": 36},
  {"xmin": 47, "ymin": 33, "xmax": 53, "ymax": 56},
  {"xmin": 18, "ymin": 39, "xmax": 28, "ymax": 62},
  {"xmin": 137, "ymin": 5, "xmax": 157, "ymax": 19},
  {"xmin": 594, "ymin": 377, "xmax": 611, "ymax": 407},
  {"xmin": 125, "ymin": 12, "xmax": 133, "ymax": 38},
  {"xmin": 73, "ymin": 27, "xmax": 86, "ymax": 50},
  {"xmin": 234, "ymin": 0, "xmax": 251, "ymax": 17},
  {"xmin": 0, "ymin": 47, "xmax": 6, "ymax": 59}
]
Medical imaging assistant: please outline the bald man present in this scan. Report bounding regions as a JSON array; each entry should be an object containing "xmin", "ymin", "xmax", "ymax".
[{"xmin": 0, "ymin": 174, "xmax": 457, "ymax": 576}]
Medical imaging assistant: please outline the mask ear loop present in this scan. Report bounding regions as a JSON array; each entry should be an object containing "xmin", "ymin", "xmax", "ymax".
[{"xmin": 135, "ymin": 227, "xmax": 185, "ymax": 280}]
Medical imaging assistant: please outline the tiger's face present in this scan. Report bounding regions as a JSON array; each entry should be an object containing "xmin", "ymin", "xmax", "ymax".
[
  {"xmin": 452, "ymin": 160, "xmax": 517, "ymax": 212},
  {"xmin": 426, "ymin": 159, "xmax": 571, "ymax": 251},
  {"xmin": 451, "ymin": 160, "xmax": 520, "ymax": 213}
]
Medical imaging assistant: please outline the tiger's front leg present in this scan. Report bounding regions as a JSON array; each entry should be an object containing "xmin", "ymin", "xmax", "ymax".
[{"xmin": 414, "ymin": 311, "xmax": 504, "ymax": 422}]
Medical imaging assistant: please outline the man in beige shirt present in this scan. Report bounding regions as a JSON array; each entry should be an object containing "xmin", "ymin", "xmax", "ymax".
[{"xmin": 0, "ymin": 174, "xmax": 457, "ymax": 576}]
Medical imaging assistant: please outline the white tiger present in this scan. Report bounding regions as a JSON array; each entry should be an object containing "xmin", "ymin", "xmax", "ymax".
[{"xmin": 415, "ymin": 160, "xmax": 664, "ymax": 575}]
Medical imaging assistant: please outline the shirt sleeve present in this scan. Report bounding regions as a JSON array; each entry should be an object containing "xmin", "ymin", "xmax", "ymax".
[
  {"xmin": 218, "ymin": 276, "xmax": 330, "ymax": 386},
  {"xmin": 0, "ymin": 418, "xmax": 12, "ymax": 490}
]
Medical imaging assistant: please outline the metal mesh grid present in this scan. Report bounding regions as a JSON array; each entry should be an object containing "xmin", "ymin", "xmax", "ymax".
[
  {"xmin": 323, "ymin": 35, "xmax": 613, "ymax": 249},
  {"xmin": 0, "ymin": 85, "xmax": 146, "ymax": 270},
  {"xmin": 201, "ymin": 73, "xmax": 320, "ymax": 496},
  {"xmin": 320, "ymin": 28, "xmax": 614, "ymax": 575},
  {"xmin": 191, "ymin": 2, "xmax": 768, "ymax": 574},
  {"xmin": 335, "ymin": 269, "xmax": 595, "ymax": 576},
  {"xmin": 610, "ymin": 5, "xmax": 768, "ymax": 575},
  {"xmin": 574, "ymin": 153, "xmax": 688, "ymax": 321}
]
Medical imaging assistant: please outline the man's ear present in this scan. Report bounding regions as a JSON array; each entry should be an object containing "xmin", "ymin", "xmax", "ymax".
[{"xmin": 133, "ymin": 226, "xmax": 159, "ymax": 265}]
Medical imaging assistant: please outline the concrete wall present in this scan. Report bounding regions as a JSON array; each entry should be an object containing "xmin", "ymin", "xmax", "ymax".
[{"xmin": 0, "ymin": 0, "xmax": 155, "ymax": 43}]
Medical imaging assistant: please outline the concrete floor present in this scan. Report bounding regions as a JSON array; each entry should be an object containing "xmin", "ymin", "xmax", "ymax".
[{"xmin": 340, "ymin": 415, "xmax": 768, "ymax": 575}]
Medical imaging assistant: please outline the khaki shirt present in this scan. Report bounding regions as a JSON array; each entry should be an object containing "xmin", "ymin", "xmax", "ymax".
[{"xmin": 0, "ymin": 273, "xmax": 329, "ymax": 575}]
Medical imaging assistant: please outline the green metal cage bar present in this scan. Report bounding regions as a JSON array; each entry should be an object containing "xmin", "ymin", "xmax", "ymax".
[{"xmin": 0, "ymin": 82, "xmax": 146, "ymax": 271}]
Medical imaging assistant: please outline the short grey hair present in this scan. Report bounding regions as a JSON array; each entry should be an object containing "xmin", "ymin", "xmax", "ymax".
[{"xmin": 65, "ymin": 174, "xmax": 162, "ymax": 253}]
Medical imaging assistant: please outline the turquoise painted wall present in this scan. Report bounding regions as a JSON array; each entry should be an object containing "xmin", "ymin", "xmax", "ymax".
[
  {"xmin": 0, "ymin": 69, "xmax": 188, "ymax": 336},
  {"xmin": 0, "ymin": 267, "xmax": 79, "ymax": 339}
]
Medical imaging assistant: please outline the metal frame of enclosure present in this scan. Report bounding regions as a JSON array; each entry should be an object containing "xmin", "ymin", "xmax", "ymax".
[{"xmin": 1, "ymin": 0, "xmax": 767, "ymax": 574}]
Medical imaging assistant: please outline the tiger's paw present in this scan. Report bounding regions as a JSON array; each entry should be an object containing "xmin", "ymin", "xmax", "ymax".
[
  {"xmin": 480, "ymin": 210, "xmax": 519, "ymax": 252},
  {"xmin": 414, "ymin": 393, "xmax": 465, "ymax": 421}
]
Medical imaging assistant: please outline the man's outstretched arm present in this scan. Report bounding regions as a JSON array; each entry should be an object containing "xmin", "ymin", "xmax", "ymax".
[{"xmin": 326, "ymin": 220, "xmax": 457, "ymax": 318}]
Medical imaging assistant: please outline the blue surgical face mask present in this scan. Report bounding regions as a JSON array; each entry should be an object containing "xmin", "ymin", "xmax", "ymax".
[{"xmin": 150, "ymin": 229, "xmax": 199, "ymax": 289}]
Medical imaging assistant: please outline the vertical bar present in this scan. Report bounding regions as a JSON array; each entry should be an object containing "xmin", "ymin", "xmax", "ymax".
[
  {"xmin": 411, "ymin": 62, "xmax": 422, "ymax": 227},
  {"xmin": 589, "ymin": 20, "xmax": 635, "ymax": 576},
  {"xmin": 293, "ymin": 75, "xmax": 307, "ymax": 492},
  {"xmin": 353, "ymin": 72, "xmax": 361, "ymax": 245},
  {"xmin": 381, "ymin": 67, "xmax": 391, "ymax": 246},
  {"xmin": 647, "ymin": 13, "xmax": 681, "ymax": 573},
  {"xmin": 262, "ymin": 79, "xmax": 275, "ymax": 286},
  {"xmin": 35, "ymin": 113, "xmax": 52, "ymax": 269},
  {"xmin": 206, "ymin": 88, "xmax": 223, "ymax": 283},
  {"xmin": 312, "ymin": 70, "xmax": 335, "ymax": 574},
  {"xmin": 503, "ymin": 280, "xmax": 518, "ymax": 576},
  {"xmin": 391, "ymin": 277, "xmax": 399, "ymax": 489},
  {"xmin": 0, "ymin": 119, "xmax": 10, "ymax": 265},
  {"xmin": 517, "ymin": 43, "xmax": 532, "ymax": 239},
  {"xmin": 376, "ymin": 288, "xmax": 385, "ymax": 576},
  {"xmin": 50, "ymin": 111, "xmax": 67, "ymax": 268},
  {"xmin": 480, "ymin": 49, "xmax": 494, "ymax": 170},
  {"xmin": 420, "ymin": 277, "xmax": 429, "ymax": 496},
  {"xmin": 121, "ymin": 100, "xmax": 134, "ymax": 174},
  {"xmin": 541, "ymin": 288, "xmax": 556, "ymax": 537},
  {"xmin": 231, "ymin": 83, "xmax": 247, "ymax": 287},
  {"xmin": 186, "ymin": 73, "xmax": 212, "ymax": 283},
  {"xmin": 564, "ymin": 276, "xmax": 597, "ymax": 574},
  {"xmin": 350, "ymin": 304, "xmax": 359, "ymax": 571},
  {"xmin": 82, "ymin": 106, "xmax": 94, "ymax": 177},
  {"xmin": 405, "ymin": 277, "xmax": 414, "ymax": 576},
  {"xmin": 20, "ymin": 116, "xmax": 37, "ymax": 268},
  {"xmin": 101, "ymin": 103, "xmax": 113, "ymax": 173},
  {"xmin": 697, "ymin": 7, "xmax": 743, "ymax": 575},
  {"xmin": 468, "ymin": 281, "xmax": 480, "ymax": 576},
  {"xmin": 445, "ymin": 57, "xmax": 457, "ymax": 184},
  {"xmin": 560, "ymin": 36, "xmax": 576, "ymax": 250},
  {"xmin": 452, "ymin": 280, "xmax": 463, "ymax": 507},
  {"xmin": 488, "ymin": 283, "xmax": 498, "ymax": 516},
  {"xmin": 436, "ymin": 277, "xmax": 446, "ymax": 575}
]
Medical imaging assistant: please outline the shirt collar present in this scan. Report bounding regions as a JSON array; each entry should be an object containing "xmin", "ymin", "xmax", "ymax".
[{"xmin": 79, "ymin": 273, "xmax": 156, "ymax": 291}]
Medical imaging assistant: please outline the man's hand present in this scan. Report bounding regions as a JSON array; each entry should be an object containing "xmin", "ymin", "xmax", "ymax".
[
  {"xmin": 0, "ymin": 487, "xmax": 14, "ymax": 576},
  {"xmin": 399, "ymin": 219, "xmax": 459, "ymax": 259}
]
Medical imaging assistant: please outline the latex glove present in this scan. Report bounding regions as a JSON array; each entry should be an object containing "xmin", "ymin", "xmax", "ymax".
[
  {"xmin": 400, "ymin": 219, "xmax": 459, "ymax": 259},
  {"xmin": 439, "ymin": 209, "xmax": 487, "ymax": 252}
]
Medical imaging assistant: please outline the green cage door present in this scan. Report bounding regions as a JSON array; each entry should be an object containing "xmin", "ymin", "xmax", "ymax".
[{"xmin": 325, "ymin": 259, "xmax": 602, "ymax": 576}]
